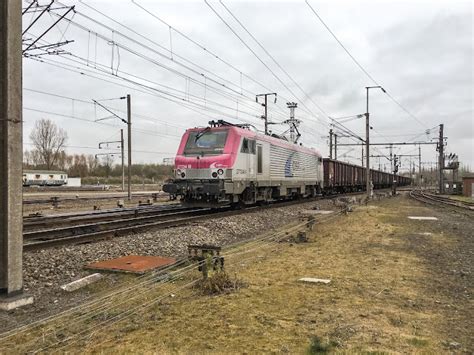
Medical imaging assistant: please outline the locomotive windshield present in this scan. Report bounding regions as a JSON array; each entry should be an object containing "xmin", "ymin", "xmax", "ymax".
[{"xmin": 184, "ymin": 129, "xmax": 228, "ymax": 155}]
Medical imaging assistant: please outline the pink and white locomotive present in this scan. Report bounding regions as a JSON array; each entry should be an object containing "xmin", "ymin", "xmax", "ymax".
[{"xmin": 163, "ymin": 120, "xmax": 324, "ymax": 207}]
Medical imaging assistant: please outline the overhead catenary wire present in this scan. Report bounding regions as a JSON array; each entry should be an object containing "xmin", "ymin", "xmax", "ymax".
[
  {"xmin": 130, "ymin": 0, "xmax": 304, "ymax": 120},
  {"xmin": 219, "ymin": 0, "xmax": 330, "ymax": 123},
  {"xmin": 305, "ymin": 0, "xmax": 428, "ymax": 129},
  {"xmin": 31, "ymin": 5, "xmax": 327, "ymax": 144},
  {"xmin": 204, "ymin": 0, "xmax": 330, "ymax": 132}
]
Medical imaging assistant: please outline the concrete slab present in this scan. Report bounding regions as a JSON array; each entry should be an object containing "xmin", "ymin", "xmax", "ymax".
[
  {"xmin": 302, "ymin": 210, "xmax": 334, "ymax": 215},
  {"xmin": 408, "ymin": 216, "xmax": 438, "ymax": 220},
  {"xmin": 86, "ymin": 255, "xmax": 176, "ymax": 274},
  {"xmin": 61, "ymin": 273, "xmax": 103, "ymax": 292},
  {"xmin": 0, "ymin": 293, "xmax": 34, "ymax": 311},
  {"xmin": 298, "ymin": 277, "xmax": 331, "ymax": 284}
]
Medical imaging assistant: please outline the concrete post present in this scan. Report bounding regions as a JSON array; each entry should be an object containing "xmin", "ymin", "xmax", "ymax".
[{"xmin": 0, "ymin": 0, "xmax": 33, "ymax": 309}]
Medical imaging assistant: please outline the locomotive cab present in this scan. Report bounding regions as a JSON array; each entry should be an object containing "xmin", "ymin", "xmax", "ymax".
[{"xmin": 163, "ymin": 124, "xmax": 238, "ymax": 207}]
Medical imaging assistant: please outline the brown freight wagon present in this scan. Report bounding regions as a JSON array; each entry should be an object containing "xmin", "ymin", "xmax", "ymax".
[{"xmin": 323, "ymin": 158, "xmax": 411, "ymax": 194}]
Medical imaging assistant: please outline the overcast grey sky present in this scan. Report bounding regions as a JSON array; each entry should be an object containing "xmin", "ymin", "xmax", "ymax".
[{"xmin": 23, "ymin": 0, "xmax": 473, "ymax": 171}]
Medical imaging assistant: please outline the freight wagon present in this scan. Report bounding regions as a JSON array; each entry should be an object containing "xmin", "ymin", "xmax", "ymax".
[{"xmin": 323, "ymin": 159, "xmax": 411, "ymax": 194}]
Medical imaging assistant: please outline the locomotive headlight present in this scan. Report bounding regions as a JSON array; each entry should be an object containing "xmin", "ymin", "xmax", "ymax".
[
  {"xmin": 181, "ymin": 172, "xmax": 186, "ymax": 178},
  {"xmin": 176, "ymin": 169, "xmax": 181, "ymax": 176},
  {"xmin": 211, "ymin": 172, "xmax": 218, "ymax": 178},
  {"xmin": 217, "ymin": 169, "xmax": 224, "ymax": 175}
]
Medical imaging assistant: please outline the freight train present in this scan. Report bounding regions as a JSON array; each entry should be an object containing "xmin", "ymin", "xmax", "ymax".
[{"xmin": 163, "ymin": 120, "xmax": 411, "ymax": 207}]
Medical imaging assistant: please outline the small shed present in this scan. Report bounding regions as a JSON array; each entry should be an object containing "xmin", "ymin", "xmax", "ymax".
[
  {"xmin": 462, "ymin": 175, "xmax": 474, "ymax": 198},
  {"xmin": 66, "ymin": 177, "xmax": 82, "ymax": 187}
]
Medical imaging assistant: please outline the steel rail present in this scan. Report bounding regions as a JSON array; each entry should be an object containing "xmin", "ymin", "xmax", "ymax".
[
  {"xmin": 409, "ymin": 190, "xmax": 474, "ymax": 211},
  {"xmin": 23, "ymin": 192, "xmax": 167, "ymax": 205},
  {"xmin": 23, "ymin": 189, "xmax": 390, "ymax": 251},
  {"xmin": 23, "ymin": 203, "xmax": 188, "ymax": 229}
]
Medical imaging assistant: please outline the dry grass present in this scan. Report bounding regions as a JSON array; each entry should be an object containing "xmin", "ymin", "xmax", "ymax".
[
  {"xmin": 4, "ymin": 195, "xmax": 472, "ymax": 353},
  {"xmin": 194, "ymin": 271, "xmax": 245, "ymax": 295}
]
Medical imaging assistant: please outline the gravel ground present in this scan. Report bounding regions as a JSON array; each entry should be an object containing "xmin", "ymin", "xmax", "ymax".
[{"xmin": 1, "ymin": 198, "xmax": 344, "ymax": 332}]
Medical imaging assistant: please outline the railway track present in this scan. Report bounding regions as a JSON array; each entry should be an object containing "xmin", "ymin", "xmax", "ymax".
[
  {"xmin": 23, "ymin": 190, "xmax": 385, "ymax": 251},
  {"xmin": 23, "ymin": 205, "xmax": 212, "ymax": 251},
  {"xmin": 24, "ymin": 203, "xmax": 185, "ymax": 229},
  {"xmin": 23, "ymin": 192, "xmax": 166, "ymax": 205},
  {"xmin": 409, "ymin": 190, "xmax": 474, "ymax": 211}
]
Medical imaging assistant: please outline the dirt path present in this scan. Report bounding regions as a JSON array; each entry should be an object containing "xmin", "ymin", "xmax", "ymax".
[{"xmin": 3, "ymin": 194, "xmax": 472, "ymax": 353}]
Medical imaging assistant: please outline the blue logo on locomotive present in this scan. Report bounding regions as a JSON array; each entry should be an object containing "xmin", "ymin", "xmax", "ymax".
[{"xmin": 285, "ymin": 153, "xmax": 296, "ymax": 177}]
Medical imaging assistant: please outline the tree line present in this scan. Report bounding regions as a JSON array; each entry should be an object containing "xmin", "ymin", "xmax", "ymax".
[{"xmin": 25, "ymin": 118, "xmax": 173, "ymax": 183}]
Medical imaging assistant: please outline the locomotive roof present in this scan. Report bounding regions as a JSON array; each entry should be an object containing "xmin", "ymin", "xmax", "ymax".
[{"xmin": 186, "ymin": 125, "xmax": 322, "ymax": 157}]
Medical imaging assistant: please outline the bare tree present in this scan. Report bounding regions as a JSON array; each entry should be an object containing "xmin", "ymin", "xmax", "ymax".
[
  {"xmin": 87, "ymin": 154, "xmax": 99, "ymax": 174},
  {"xmin": 30, "ymin": 119, "xmax": 68, "ymax": 170}
]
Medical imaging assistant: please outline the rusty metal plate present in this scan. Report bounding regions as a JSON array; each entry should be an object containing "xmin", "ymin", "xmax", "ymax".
[{"xmin": 86, "ymin": 255, "xmax": 176, "ymax": 274}]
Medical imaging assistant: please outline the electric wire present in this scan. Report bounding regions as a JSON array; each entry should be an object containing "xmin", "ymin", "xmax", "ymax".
[{"xmin": 305, "ymin": 0, "xmax": 428, "ymax": 129}]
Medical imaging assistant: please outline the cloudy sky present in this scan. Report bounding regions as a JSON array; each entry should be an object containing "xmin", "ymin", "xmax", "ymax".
[{"xmin": 23, "ymin": 0, "xmax": 473, "ymax": 172}]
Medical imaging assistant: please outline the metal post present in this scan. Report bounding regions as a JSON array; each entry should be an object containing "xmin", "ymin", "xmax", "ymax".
[
  {"xmin": 334, "ymin": 134, "xmax": 338, "ymax": 160},
  {"xmin": 0, "ymin": 0, "xmax": 33, "ymax": 309},
  {"xmin": 264, "ymin": 94, "xmax": 268, "ymax": 135},
  {"xmin": 120, "ymin": 129, "xmax": 125, "ymax": 192},
  {"xmin": 438, "ymin": 124, "xmax": 444, "ymax": 194},
  {"xmin": 418, "ymin": 145, "xmax": 422, "ymax": 188},
  {"xmin": 361, "ymin": 144, "xmax": 364, "ymax": 167},
  {"xmin": 127, "ymin": 94, "xmax": 132, "ymax": 201},
  {"xmin": 329, "ymin": 129, "xmax": 333, "ymax": 159},
  {"xmin": 256, "ymin": 93, "xmax": 276, "ymax": 136},
  {"xmin": 365, "ymin": 87, "xmax": 370, "ymax": 198}
]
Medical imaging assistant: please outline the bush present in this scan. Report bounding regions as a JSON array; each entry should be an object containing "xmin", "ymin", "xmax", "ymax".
[
  {"xmin": 306, "ymin": 336, "xmax": 335, "ymax": 354},
  {"xmin": 195, "ymin": 271, "xmax": 245, "ymax": 296}
]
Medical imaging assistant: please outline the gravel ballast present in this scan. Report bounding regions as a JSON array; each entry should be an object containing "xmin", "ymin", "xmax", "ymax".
[{"xmin": 1, "ymin": 198, "xmax": 345, "ymax": 332}]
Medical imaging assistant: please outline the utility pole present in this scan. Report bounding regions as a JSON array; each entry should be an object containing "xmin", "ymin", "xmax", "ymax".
[
  {"xmin": 127, "ymin": 94, "xmax": 132, "ymax": 201},
  {"xmin": 256, "ymin": 93, "xmax": 277, "ymax": 135},
  {"xmin": 361, "ymin": 145, "xmax": 364, "ymax": 167},
  {"xmin": 329, "ymin": 129, "xmax": 333, "ymax": 159},
  {"xmin": 0, "ymin": 0, "xmax": 33, "ymax": 310},
  {"xmin": 365, "ymin": 89, "xmax": 370, "ymax": 198},
  {"xmin": 392, "ymin": 154, "xmax": 399, "ymax": 195},
  {"xmin": 334, "ymin": 134, "xmax": 338, "ymax": 160},
  {"xmin": 437, "ymin": 124, "xmax": 444, "ymax": 194},
  {"xmin": 364, "ymin": 86, "xmax": 385, "ymax": 198},
  {"xmin": 418, "ymin": 145, "xmax": 422, "ymax": 188},
  {"xmin": 121, "ymin": 129, "xmax": 125, "ymax": 192}
]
